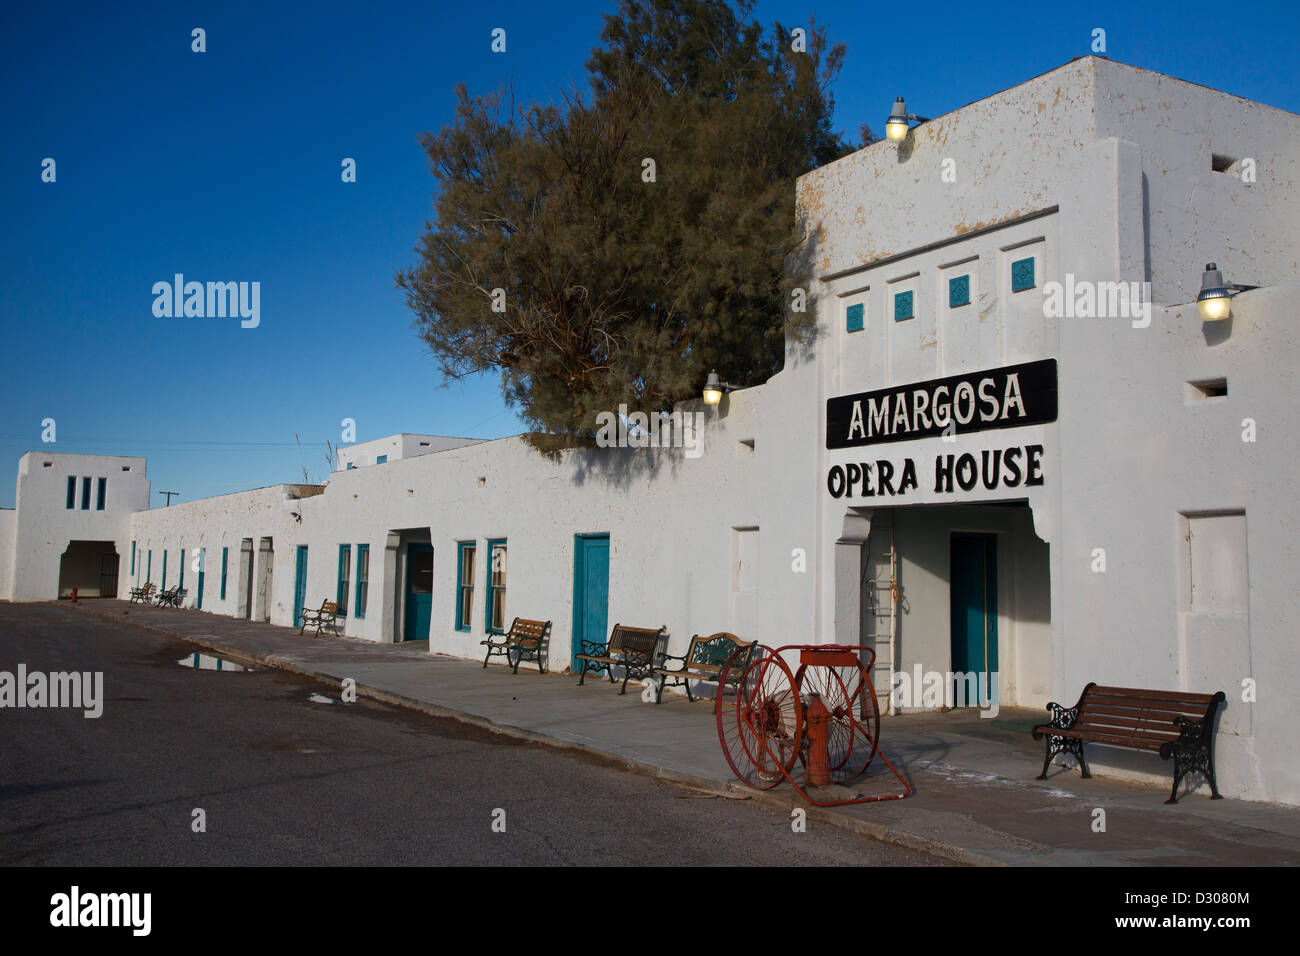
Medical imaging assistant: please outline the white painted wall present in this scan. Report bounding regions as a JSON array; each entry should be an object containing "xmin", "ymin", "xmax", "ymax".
[
  {"xmin": 0, "ymin": 509, "xmax": 15, "ymax": 599},
  {"xmin": 1052, "ymin": 286, "xmax": 1300, "ymax": 803},
  {"xmin": 128, "ymin": 484, "xmax": 307, "ymax": 618},
  {"xmin": 1092, "ymin": 57, "xmax": 1300, "ymax": 304},
  {"xmin": 122, "ymin": 409, "xmax": 751, "ymax": 661}
]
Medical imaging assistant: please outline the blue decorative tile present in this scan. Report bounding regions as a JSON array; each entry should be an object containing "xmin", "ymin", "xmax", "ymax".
[
  {"xmin": 846, "ymin": 302, "xmax": 864, "ymax": 333},
  {"xmin": 893, "ymin": 290, "xmax": 914, "ymax": 322},
  {"xmin": 949, "ymin": 274, "xmax": 970, "ymax": 308},
  {"xmin": 1011, "ymin": 257, "xmax": 1035, "ymax": 292}
]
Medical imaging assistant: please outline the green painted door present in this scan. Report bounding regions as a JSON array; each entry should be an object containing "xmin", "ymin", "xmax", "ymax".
[
  {"xmin": 293, "ymin": 546, "xmax": 308, "ymax": 627},
  {"xmin": 572, "ymin": 535, "xmax": 610, "ymax": 664},
  {"xmin": 950, "ymin": 533, "xmax": 997, "ymax": 698},
  {"xmin": 197, "ymin": 547, "xmax": 205, "ymax": 610},
  {"xmin": 404, "ymin": 544, "xmax": 433, "ymax": 641}
]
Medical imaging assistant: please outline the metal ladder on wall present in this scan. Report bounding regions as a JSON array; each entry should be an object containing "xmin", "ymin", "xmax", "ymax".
[{"xmin": 862, "ymin": 511, "xmax": 898, "ymax": 716}]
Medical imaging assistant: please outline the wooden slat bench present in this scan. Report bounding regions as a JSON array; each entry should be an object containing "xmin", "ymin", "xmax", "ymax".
[
  {"xmin": 129, "ymin": 583, "xmax": 155, "ymax": 604},
  {"xmin": 574, "ymin": 623, "xmax": 666, "ymax": 695},
  {"xmin": 481, "ymin": 617, "xmax": 551, "ymax": 674},
  {"xmin": 651, "ymin": 632, "xmax": 755, "ymax": 709},
  {"xmin": 1032, "ymin": 683, "xmax": 1227, "ymax": 803},
  {"xmin": 299, "ymin": 601, "xmax": 339, "ymax": 636}
]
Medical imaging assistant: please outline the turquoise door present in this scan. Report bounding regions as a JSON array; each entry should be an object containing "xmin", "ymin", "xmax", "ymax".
[
  {"xmin": 950, "ymin": 533, "xmax": 997, "ymax": 698},
  {"xmin": 572, "ymin": 535, "xmax": 610, "ymax": 664},
  {"xmin": 403, "ymin": 544, "xmax": 433, "ymax": 641},
  {"xmin": 197, "ymin": 548, "xmax": 205, "ymax": 610},
  {"xmin": 293, "ymin": 546, "xmax": 308, "ymax": 627}
]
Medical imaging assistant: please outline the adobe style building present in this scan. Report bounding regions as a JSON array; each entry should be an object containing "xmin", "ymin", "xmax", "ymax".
[
  {"xmin": 1, "ymin": 58, "xmax": 1296, "ymax": 805},
  {"xmin": 0, "ymin": 453, "xmax": 149, "ymax": 602}
]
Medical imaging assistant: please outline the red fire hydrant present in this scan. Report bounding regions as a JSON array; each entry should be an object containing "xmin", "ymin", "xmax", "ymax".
[
  {"xmin": 71, "ymin": 587, "xmax": 78, "ymax": 603},
  {"xmin": 804, "ymin": 693, "xmax": 832, "ymax": 787}
]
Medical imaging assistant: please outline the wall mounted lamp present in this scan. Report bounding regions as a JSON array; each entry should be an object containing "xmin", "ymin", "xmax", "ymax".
[
  {"xmin": 885, "ymin": 96, "xmax": 929, "ymax": 142},
  {"xmin": 1196, "ymin": 262, "xmax": 1256, "ymax": 321},
  {"xmin": 702, "ymin": 370, "xmax": 737, "ymax": 406}
]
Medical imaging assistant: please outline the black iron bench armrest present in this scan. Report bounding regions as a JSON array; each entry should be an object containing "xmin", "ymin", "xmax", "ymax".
[
  {"xmin": 1045, "ymin": 699, "xmax": 1080, "ymax": 731},
  {"xmin": 656, "ymin": 653, "xmax": 688, "ymax": 673}
]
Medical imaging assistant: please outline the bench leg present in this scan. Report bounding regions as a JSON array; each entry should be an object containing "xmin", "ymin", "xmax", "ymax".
[
  {"xmin": 1036, "ymin": 740, "xmax": 1055, "ymax": 780},
  {"xmin": 1166, "ymin": 750, "xmax": 1190, "ymax": 805},
  {"xmin": 510, "ymin": 649, "xmax": 522, "ymax": 675},
  {"xmin": 577, "ymin": 661, "xmax": 588, "ymax": 686},
  {"xmin": 1037, "ymin": 735, "xmax": 1087, "ymax": 780},
  {"xmin": 536, "ymin": 652, "xmax": 546, "ymax": 675},
  {"xmin": 1166, "ymin": 743, "xmax": 1219, "ymax": 805},
  {"xmin": 654, "ymin": 674, "xmax": 667, "ymax": 704}
]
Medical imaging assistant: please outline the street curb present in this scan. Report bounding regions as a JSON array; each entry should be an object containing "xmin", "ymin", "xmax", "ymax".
[
  {"xmin": 64, "ymin": 601, "xmax": 988, "ymax": 865},
  {"xmin": 740, "ymin": 789, "xmax": 1006, "ymax": 866},
  {"xmin": 64, "ymin": 602, "xmax": 739, "ymax": 798}
]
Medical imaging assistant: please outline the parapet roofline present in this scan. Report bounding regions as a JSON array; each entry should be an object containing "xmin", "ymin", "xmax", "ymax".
[
  {"xmin": 18, "ymin": 451, "xmax": 147, "ymax": 462},
  {"xmin": 798, "ymin": 56, "xmax": 1098, "ymax": 183},
  {"xmin": 1093, "ymin": 55, "xmax": 1300, "ymax": 118},
  {"xmin": 134, "ymin": 481, "xmax": 324, "ymax": 509},
  {"xmin": 800, "ymin": 54, "xmax": 1299, "ymax": 188}
]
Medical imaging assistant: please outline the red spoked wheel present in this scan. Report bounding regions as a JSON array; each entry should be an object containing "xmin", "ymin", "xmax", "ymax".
[
  {"xmin": 716, "ymin": 649, "xmax": 802, "ymax": 790},
  {"xmin": 794, "ymin": 653, "xmax": 880, "ymax": 783}
]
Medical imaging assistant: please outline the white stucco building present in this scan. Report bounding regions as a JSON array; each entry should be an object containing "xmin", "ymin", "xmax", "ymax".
[
  {"xmin": 2, "ymin": 58, "xmax": 1296, "ymax": 804},
  {"xmin": 0, "ymin": 452, "xmax": 149, "ymax": 602}
]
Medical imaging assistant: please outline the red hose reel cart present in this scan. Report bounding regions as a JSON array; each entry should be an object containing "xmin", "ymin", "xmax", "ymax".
[{"xmin": 716, "ymin": 644, "xmax": 911, "ymax": 806}]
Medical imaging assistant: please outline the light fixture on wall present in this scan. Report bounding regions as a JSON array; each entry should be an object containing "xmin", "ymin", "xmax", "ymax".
[
  {"xmin": 1195, "ymin": 263, "xmax": 1255, "ymax": 321},
  {"xmin": 702, "ymin": 370, "xmax": 737, "ymax": 406},
  {"xmin": 885, "ymin": 96, "xmax": 929, "ymax": 142}
]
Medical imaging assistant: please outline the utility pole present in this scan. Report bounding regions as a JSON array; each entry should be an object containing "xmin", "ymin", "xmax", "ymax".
[{"xmin": 159, "ymin": 491, "xmax": 179, "ymax": 506}]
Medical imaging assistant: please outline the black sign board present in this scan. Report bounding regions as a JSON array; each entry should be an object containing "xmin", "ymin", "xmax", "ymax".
[{"xmin": 826, "ymin": 358, "xmax": 1057, "ymax": 449}]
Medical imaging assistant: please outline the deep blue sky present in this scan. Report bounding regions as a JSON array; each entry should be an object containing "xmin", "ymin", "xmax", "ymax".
[{"xmin": 2, "ymin": 0, "xmax": 1296, "ymax": 508}]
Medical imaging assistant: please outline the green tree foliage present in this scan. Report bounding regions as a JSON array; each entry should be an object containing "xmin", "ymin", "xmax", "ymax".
[{"xmin": 397, "ymin": 0, "xmax": 853, "ymax": 448}]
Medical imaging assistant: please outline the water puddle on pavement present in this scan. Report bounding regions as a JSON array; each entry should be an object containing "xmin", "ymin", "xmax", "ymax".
[{"xmin": 177, "ymin": 652, "xmax": 254, "ymax": 672}]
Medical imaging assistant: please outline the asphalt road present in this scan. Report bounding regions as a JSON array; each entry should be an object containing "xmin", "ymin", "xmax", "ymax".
[{"xmin": 0, "ymin": 603, "xmax": 947, "ymax": 866}]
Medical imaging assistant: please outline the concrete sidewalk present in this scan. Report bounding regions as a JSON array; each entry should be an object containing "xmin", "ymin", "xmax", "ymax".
[{"xmin": 69, "ymin": 600, "xmax": 1300, "ymax": 866}]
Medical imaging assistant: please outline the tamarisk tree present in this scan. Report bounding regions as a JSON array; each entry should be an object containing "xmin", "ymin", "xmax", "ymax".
[{"xmin": 397, "ymin": 0, "xmax": 853, "ymax": 449}]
